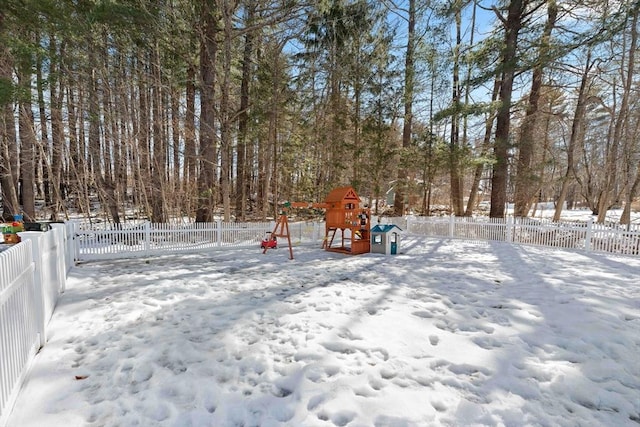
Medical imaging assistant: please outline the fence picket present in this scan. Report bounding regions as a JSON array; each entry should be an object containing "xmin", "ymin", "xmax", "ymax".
[
  {"xmin": 0, "ymin": 224, "xmax": 70, "ymax": 427},
  {"xmin": 0, "ymin": 241, "xmax": 39, "ymax": 427},
  {"xmin": 403, "ymin": 215, "xmax": 639, "ymax": 256},
  {"xmin": 73, "ymin": 220, "xmax": 321, "ymax": 262}
]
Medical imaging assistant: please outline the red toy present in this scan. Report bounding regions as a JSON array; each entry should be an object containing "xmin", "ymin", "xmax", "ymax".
[{"xmin": 260, "ymin": 235, "xmax": 277, "ymax": 249}]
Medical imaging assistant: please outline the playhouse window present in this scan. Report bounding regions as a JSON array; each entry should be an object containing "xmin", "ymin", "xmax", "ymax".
[{"xmin": 373, "ymin": 235, "xmax": 382, "ymax": 244}]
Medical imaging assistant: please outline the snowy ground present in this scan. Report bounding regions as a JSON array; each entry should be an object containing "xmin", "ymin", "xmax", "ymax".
[{"xmin": 7, "ymin": 237, "xmax": 640, "ymax": 427}]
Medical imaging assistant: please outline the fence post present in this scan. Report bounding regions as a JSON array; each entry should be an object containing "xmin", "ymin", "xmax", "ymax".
[
  {"xmin": 18, "ymin": 232, "xmax": 46, "ymax": 348},
  {"xmin": 64, "ymin": 222, "xmax": 75, "ymax": 271},
  {"xmin": 72, "ymin": 221, "xmax": 80, "ymax": 265},
  {"xmin": 144, "ymin": 222, "xmax": 151, "ymax": 256},
  {"xmin": 506, "ymin": 216, "xmax": 513, "ymax": 243},
  {"xmin": 449, "ymin": 215, "xmax": 455, "ymax": 238},
  {"xmin": 406, "ymin": 216, "xmax": 412, "ymax": 233},
  {"xmin": 50, "ymin": 224, "xmax": 67, "ymax": 292},
  {"xmin": 585, "ymin": 217, "xmax": 593, "ymax": 252},
  {"xmin": 217, "ymin": 219, "xmax": 223, "ymax": 247}
]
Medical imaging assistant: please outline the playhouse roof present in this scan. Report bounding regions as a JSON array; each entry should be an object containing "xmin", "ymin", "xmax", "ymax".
[
  {"xmin": 371, "ymin": 224, "xmax": 403, "ymax": 233},
  {"xmin": 324, "ymin": 186, "xmax": 360, "ymax": 204}
]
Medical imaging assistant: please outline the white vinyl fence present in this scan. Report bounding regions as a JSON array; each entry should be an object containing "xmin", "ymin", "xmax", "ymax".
[
  {"xmin": 403, "ymin": 215, "xmax": 640, "ymax": 256},
  {"xmin": 0, "ymin": 214, "xmax": 637, "ymax": 425},
  {"xmin": 72, "ymin": 216, "xmax": 640, "ymax": 262},
  {"xmin": 73, "ymin": 220, "xmax": 326, "ymax": 262},
  {"xmin": 0, "ymin": 224, "xmax": 69, "ymax": 427}
]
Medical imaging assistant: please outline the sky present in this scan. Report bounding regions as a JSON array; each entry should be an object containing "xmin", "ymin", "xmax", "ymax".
[{"xmin": 6, "ymin": 234, "xmax": 640, "ymax": 427}]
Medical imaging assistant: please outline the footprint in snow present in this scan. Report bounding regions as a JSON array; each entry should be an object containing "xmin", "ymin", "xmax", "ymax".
[
  {"xmin": 369, "ymin": 377, "xmax": 385, "ymax": 391},
  {"xmin": 331, "ymin": 411, "xmax": 357, "ymax": 426},
  {"xmin": 412, "ymin": 310, "xmax": 433, "ymax": 319},
  {"xmin": 472, "ymin": 336, "xmax": 502, "ymax": 349}
]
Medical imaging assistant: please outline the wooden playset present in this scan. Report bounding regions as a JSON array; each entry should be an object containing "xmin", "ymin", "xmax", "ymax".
[{"xmin": 263, "ymin": 186, "xmax": 371, "ymax": 259}]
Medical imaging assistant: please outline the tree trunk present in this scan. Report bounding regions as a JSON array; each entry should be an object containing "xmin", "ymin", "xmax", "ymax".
[
  {"xmin": 466, "ymin": 77, "xmax": 500, "ymax": 216},
  {"xmin": 490, "ymin": 0, "xmax": 525, "ymax": 218},
  {"xmin": 171, "ymin": 82, "xmax": 181, "ymax": 196},
  {"xmin": 151, "ymin": 45, "xmax": 166, "ymax": 223},
  {"xmin": 553, "ymin": 49, "xmax": 594, "ymax": 222},
  {"xmin": 114, "ymin": 50, "xmax": 129, "ymax": 221},
  {"xmin": 394, "ymin": 0, "xmax": 415, "ymax": 216},
  {"xmin": 136, "ymin": 54, "xmax": 152, "ymax": 218},
  {"xmin": 257, "ymin": 120, "xmax": 269, "ymax": 218},
  {"xmin": 219, "ymin": 0, "xmax": 237, "ymax": 222},
  {"xmin": 268, "ymin": 53, "xmax": 281, "ymax": 219},
  {"xmin": 0, "ymin": 105, "xmax": 19, "ymax": 220},
  {"xmin": 619, "ymin": 9, "xmax": 639, "ymax": 226},
  {"xmin": 196, "ymin": 0, "xmax": 219, "ymax": 223},
  {"xmin": 621, "ymin": 162, "xmax": 640, "ymax": 225},
  {"xmin": 0, "ymin": 12, "xmax": 19, "ymax": 221},
  {"xmin": 35, "ymin": 33, "xmax": 48, "ymax": 205},
  {"xmin": 49, "ymin": 37, "xmax": 65, "ymax": 219},
  {"xmin": 18, "ymin": 51, "xmax": 37, "ymax": 221},
  {"xmin": 514, "ymin": 0, "xmax": 557, "ymax": 217},
  {"xmin": 64, "ymin": 72, "xmax": 88, "ymax": 216},
  {"xmin": 236, "ymin": 4, "xmax": 255, "ymax": 221},
  {"xmin": 450, "ymin": 0, "xmax": 464, "ymax": 216},
  {"xmin": 88, "ymin": 42, "xmax": 120, "ymax": 224},
  {"xmin": 596, "ymin": 8, "xmax": 636, "ymax": 223},
  {"xmin": 184, "ymin": 62, "xmax": 197, "ymax": 212},
  {"xmin": 461, "ymin": 0, "xmax": 480, "ymax": 217}
]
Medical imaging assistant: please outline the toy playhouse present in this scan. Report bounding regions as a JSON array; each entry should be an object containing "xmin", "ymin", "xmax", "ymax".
[{"xmin": 370, "ymin": 224, "xmax": 402, "ymax": 255}]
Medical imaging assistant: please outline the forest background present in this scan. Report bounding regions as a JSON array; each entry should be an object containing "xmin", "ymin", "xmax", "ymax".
[{"xmin": 0, "ymin": 0, "xmax": 638, "ymax": 226}]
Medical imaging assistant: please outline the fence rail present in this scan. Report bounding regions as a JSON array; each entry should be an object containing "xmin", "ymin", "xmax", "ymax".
[
  {"xmin": 73, "ymin": 220, "xmax": 326, "ymax": 262},
  {"xmin": 73, "ymin": 216, "xmax": 640, "ymax": 262},
  {"xmin": 403, "ymin": 215, "xmax": 640, "ymax": 256}
]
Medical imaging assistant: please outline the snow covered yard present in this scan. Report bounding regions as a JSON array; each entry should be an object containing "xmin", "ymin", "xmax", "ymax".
[{"xmin": 7, "ymin": 237, "xmax": 640, "ymax": 427}]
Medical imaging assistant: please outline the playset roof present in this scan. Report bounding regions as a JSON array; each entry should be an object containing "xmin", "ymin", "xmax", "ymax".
[{"xmin": 324, "ymin": 186, "xmax": 360, "ymax": 204}]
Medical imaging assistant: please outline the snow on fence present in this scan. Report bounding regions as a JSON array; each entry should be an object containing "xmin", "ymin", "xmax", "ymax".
[
  {"xmin": 0, "ymin": 225, "xmax": 68, "ymax": 427},
  {"xmin": 403, "ymin": 215, "xmax": 640, "ymax": 256},
  {"xmin": 73, "ymin": 220, "xmax": 326, "ymax": 262}
]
